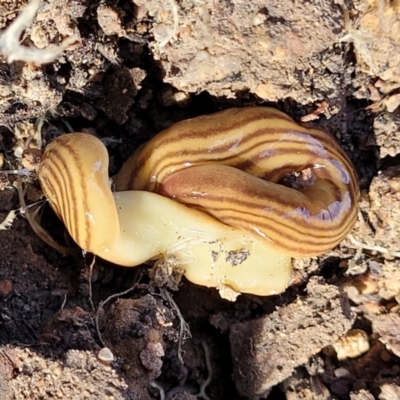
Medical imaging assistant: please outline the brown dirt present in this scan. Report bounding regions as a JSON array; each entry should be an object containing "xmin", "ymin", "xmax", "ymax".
[{"xmin": 0, "ymin": 0, "xmax": 399, "ymax": 399}]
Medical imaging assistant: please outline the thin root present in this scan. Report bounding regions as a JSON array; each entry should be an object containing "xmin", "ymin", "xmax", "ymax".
[
  {"xmin": 95, "ymin": 280, "xmax": 141, "ymax": 348},
  {"xmin": 158, "ymin": 0, "xmax": 179, "ymax": 47},
  {"xmin": 161, "ymin": 288, "xmax": 191, "ymax": 364},
  {"xmin": 150, "ymin": 381, "xmax": 166, "ymax": 400},
  {"xmin": 0, "ymin": 169, "xmax": 34, "ymax": 177},
  {"xmin": 0, "ymin": 0, "xmax": 76, "ymax": 64},
  {"xmin": 88, "ymin": 256, "xmax": 96, "ymax": 311},
  {"xmin": 338, "ymin": 3, "xmax": 378, "ymax": 75},
  {"xmin": 347, "ymin": 234, "xmax": 400, "ymax": 258},
  {"xmin": 197, "ymin": 341, "xmax": 212, "ymax": 400},
  {"xmin": 15, "ymin": 177, "xmax": 70, "ymax": 255}
]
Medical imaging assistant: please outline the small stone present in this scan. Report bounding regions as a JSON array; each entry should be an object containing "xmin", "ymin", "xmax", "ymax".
[
  {"xmin": 384, "ymin": 93, "xmax": 400, "ymax": 112},
  {"xmin": 218, "ymin": 285, "xmax": 240, "ymax": 301},
  {"xmin": 97, "ymin": 5, "xmax": 124, "ymax": 36},
  {"xmin": 333, "ymin": 329, "xmax": 370, "ymax": 360},
  {"xmin": 22, "ymin": 148, "xmax": 42, "ymax": 170},
  {"xmin": 253, "ymin": 12, "xmax": 267, "ymax": 26},
  {"xmin": 334, "ymin": 367, "xmax": 351, "ymax": 378},
  {"xmin": 173, "ymin": 91, "xmax": 191, "ymax": 107},
  {"xmin": 98, "ymin": 347, "xmax": 114, "ymax": 365},
  {"xmin": 373, "ymin": 314, "xmax": 400, "ymax": 357},
  {"xmin": 133, "ymin": 3, "xmax": 148, "ymax": 20},
  {"xmin": 153, "ymin": 23, "xmax": 172, "ymax": 43},
  {"xmin": 13, "ymin": 146, "xmax": 24, "ymax": 158},
  {"xmin": 0, "ymin": 279, "xmax": 13, "ymax": 298},
  {"xmin": 387, "ymin": 145, "xmax": 397, "ymax": 157}
]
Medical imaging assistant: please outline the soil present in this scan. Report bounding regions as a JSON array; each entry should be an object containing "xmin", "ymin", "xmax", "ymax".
[{"xmin": 0, "ymin": 0, "xmax": 399, "ymax": 399}]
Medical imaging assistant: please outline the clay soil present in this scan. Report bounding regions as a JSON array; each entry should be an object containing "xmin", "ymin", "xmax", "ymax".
[{"xmin": 0, "ymin": 0, "xmax": 400, "ymax": 399}]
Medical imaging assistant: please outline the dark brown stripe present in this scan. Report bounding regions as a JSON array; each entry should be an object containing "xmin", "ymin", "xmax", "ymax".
[
  {"xmin": 118, "ymin": 108, "xmax": 360, "ymax": 256},
  {"xmin": 43, "ymin": 139, "xmax": 91, "ymax": 250},
  {"xmin": 193, "ymin": 193, "xmax": 354, "ymax": 240},
  {"xmin": 133, "ymin": 125, "xmax": 357, "ymax": 190},
  {"xmin": 222, "ymin": 213, "xmax": 354, "ymax": 256}
]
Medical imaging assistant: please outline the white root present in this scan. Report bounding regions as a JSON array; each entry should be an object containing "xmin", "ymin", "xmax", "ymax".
[
  {"xmin": 348, "ymin": 234, "xmax": 400, "ymax": 259},
  {"xmin": 0, "ymin": 0, "xmax": 75, "ymax": 64}
]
